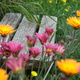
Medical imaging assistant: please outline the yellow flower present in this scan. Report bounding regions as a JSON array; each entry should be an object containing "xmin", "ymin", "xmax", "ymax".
[
  {"xmin": 62, "ymin": 0, "xmax": 66, "ymax": 3},
  {"xmin": 49, "ymin": 0, "xmax": 52, "ymax": 3},
  {"xmin": 0, "ymin": 24, "xmax": 15, "ymax": 37},
  {"xmin": 65, "ymin": 9, "xmax": 68, "ymax": 12},
  {"xmin": 56, "ymin": 59, "xmax": 80, "ymax": 76},
  {"xmin": 76, "ymin": 10, "xmax": 80, "ymax": 16},
  {"xmin": 0, "ymin": 69, "xmax": 9, "ymax": 80},
  {"xmin": 66, "ymin": 17, "xmax": 80, "ymax": 29},
  {"xmin": 31, "ymin": 71, "xmax": 37, "ymax": 77}
]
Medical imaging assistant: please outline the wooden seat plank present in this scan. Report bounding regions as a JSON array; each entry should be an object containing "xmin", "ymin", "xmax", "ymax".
[
  {"xmin": 12, "ymin": 16, "xmax": 37, "ymax": 52},
  {"xmin": 0, "ymin": 13, "xmax": 22, "ymax": 42}
]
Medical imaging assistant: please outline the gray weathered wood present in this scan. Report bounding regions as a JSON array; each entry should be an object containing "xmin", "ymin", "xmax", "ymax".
[
  {"xmin": 12, "ymin": 16, "xmax": 36, "ymax": 52},
  {"xmin": 0, "ymin": 13, "xmax": 22, "ymax": 42}
]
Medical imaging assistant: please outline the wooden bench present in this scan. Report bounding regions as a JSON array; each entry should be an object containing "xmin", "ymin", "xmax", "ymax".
[{"xmin": 0, "ymin": 13, "xmax": 57, "ymax": 68}]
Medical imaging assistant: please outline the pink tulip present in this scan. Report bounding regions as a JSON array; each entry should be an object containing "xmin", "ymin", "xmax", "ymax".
[
  {"xmin": 45, "ymin": 27, "xmax": 54, "ymax": 35},
  {"xmin": 20, "ymin": 53, "xmax": 32, "ymax": 66},
  {"xmin": 8, "ymin": 41, "xmax": 24, "ymax": 57},
  {"xmin": 35, "ymin": 32, "xmax": 50, "ymax": 44},
  {"xmin": 43, "ymin": 42, "xmax": 55, "ymax": 57},
  {"xmin": 0, "ymin": 42, "xmax": 11, "ymax": 57},
  {"xmin": 26, "ymin": 35, "xmax": 36, "ymax": 47},
  {"xmin": 29, "ymin": 47, "xmax": 41, "ymax": 58},
  {"xmin": 55, "ymin": 44, "xmax": 66, "ymax": 55},
  {"xmin": 5, "ymin": 57, "xmax": 24, "ymax": 73}
]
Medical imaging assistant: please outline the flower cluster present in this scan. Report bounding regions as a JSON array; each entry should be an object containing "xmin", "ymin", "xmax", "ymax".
[
  {"xmin": 43, "ymin": 42, "xmax": 65, "ymax": 57},
  {"xmin": 0, "ymin": 41, "xmax": 24, "ymax": 57}
]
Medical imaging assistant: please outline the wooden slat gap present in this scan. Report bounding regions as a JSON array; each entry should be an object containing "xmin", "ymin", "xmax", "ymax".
[{"xmin": 33, "ymin": 13, "xmax": 43, "ymax": 36}]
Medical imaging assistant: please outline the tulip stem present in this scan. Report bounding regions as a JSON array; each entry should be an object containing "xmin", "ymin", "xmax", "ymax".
[
  {"xmin": 30, "ymin": 58, "xmax": 35, "ymax": 80},
  {"xmin": 9, "ymin": 72, "xmax": 13, "ymax": 80},
  {"xmin": 43, "ymin": 62, "xmax": 54, "ymax": 80},
  {"xmin": 67, "ymin": 29, "xmax": 76, "ymax": 58},
  {"xmin": 42, "ymin": 45, "xmax": 44, "ymax": 59},
  {"xmin": 1, "ymin": 57, "xmax": 8, "ymax": 68}
]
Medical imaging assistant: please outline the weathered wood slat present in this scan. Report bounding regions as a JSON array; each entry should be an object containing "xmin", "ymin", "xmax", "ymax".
[
  {"xmin": 30, "ymin": 16, "xmax": 57, "ymax": 66},
  {"xmin": 0, "ymin": 13, "xmax": 22, "ymax": 42},
  {"xmin": 12, "ymin": 16, "xmax": 37, "ymax": 52}
]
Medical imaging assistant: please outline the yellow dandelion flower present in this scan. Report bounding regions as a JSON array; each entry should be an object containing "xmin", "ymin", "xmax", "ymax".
[
  {"xmin": 49, "ymin": 0, "xmax": 52, "ymax": 3},
  {"xmin": 66, "ymin": 17, "xmax": 80, "ymax": 29},
  {"xmin": 0, "ymin": 24, "xmax": 15, "ymax": 37},
  {"xmin": 31, "ymin": 71, "xmax": 37, "ymax": 77},
  {"xmin": 76, "ymin": 10, "xmax": 80, "ymax": 16},
  {"xmin": 65, "ymin": 9, "xmax": 68, "ymax": 12},
  {"xmin": 56, "ymin": 59, "xmax": 80, "ymax": 76},
  {"xmin": 62, "ymin": 0, "xmax": 66, "ymax": 3},
  {"xmin": 0, "ymin": 69, "xmax": 9, "ymax": 80}
]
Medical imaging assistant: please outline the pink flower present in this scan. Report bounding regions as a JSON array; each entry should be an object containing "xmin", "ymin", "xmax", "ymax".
[
  {"xmin": 5, "ymin": 57, "xmax": 24, "ymax": 73},
  {"xmin": 29, "ymin": 47, "xmax": 41, "ymax": 58},
  {"xmin": 35, "ymin": 32, "xmax": 50, "ymax": 44},
  {"xmin": 26, "ymin": 35, "xmax": 36, "ymax": 47},
  {"xmin": 8, "ymin": 41, "xmax": 24, "ymax": 57},
  {"xmin": 20, "ymin": 53, "xmax": 32, "ymax": 66},
  {"xmin": 0, "ymin": 42, "xmax": 11, "ymax": 57},
  {"xmin": 55, "ymin": 44, "xmax": 66, "ymax": 55},
  {"xmin": 43, "ymin": 42, "xmax": 55, "ymax": 56},
  {"xmin": 59, "ymin": 40, "xmax": 65, "ymax": 44},
  {"xmin": 45, "ymin": 27, "xmax": 54, "ymax": 35}
]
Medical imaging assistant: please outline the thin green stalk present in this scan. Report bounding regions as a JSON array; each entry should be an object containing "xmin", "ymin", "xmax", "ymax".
[
  {"xmin": 37, "ymin": 57, "xmax": 42, "ymax": 74},
  {"xmin": 43, "ymin": 62, "xmax": 54, "ymax": 80},
  {"xmin": 1, "ymin": 57, "xmax": 8, "ymax": 68},
  {"xmin": 54, "ymin": 61, "xmax": 57, "ymax": 80},
  {"xmin": 44, "ymin": 56, "xmax": 50, "ymax": 76},
  {"xmin": 30, "ymin": 58, "xmax": 35, "ymax": 80},
  {"xmin": 67, "ymin": 29, "xmax": 76, "ymax": 58},
  {"xmin": 0, "ymin": 55, "xmax": 3, "ymax": 67},
  {"xmin": 49, "ymin": 30, "xmax": 58, "ymax": 42},
  {"xmin": 22, "ymin": 52, "xmax": 30, "ymax": 80},
  {"xmin": 42, "ymin": 45, "xmax": 44, "ymax": 59},
  {"xmin": 9, "ymin": 72, "xmax": 13, "ymax": 80}
]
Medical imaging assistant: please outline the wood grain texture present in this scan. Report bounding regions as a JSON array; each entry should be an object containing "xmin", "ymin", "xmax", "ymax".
[
  {"xmin": 0, "ymin": 13, "xmax": 22, "ymax": 42},
  {"xmin": 12, "ymin": 16, "xmax": 36, "ymax": 52}
]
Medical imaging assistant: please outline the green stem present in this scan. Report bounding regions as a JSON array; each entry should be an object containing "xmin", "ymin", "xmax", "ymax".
[
  {"xmin": 67, "ymin": 29, "xmax": 76, "ymax": 58},
  {"xmin": 9, "ymin": 72, "xmax": 13, "ymax": 80},
  {"xmin": 37, "ymin": 57, "xmax": 42, "ymax": 74},
  {"xmin": 54, "ymin": 61, "xmax": 57, "ymax": 80},
  {"xmin": 44, "ymin": 56, "xmax": 49, "ymax": 76},
  {"xmin": 42, "ymin": 45, "xmax": 44, "ymax": 59},
  {"xmin": 30, "ymin": 58, "xmax": 35, "ymax": 80},
  {"xmin": 43, "ymin": 62, "xmax": 54, "ymax": 80},
  {"xmin": 1, "ymin": 57, "xmax": 8, "ymax": 68},
  {"xmin": 0, "ymin": 55, "xmax": 3, "ymax": 67}
]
